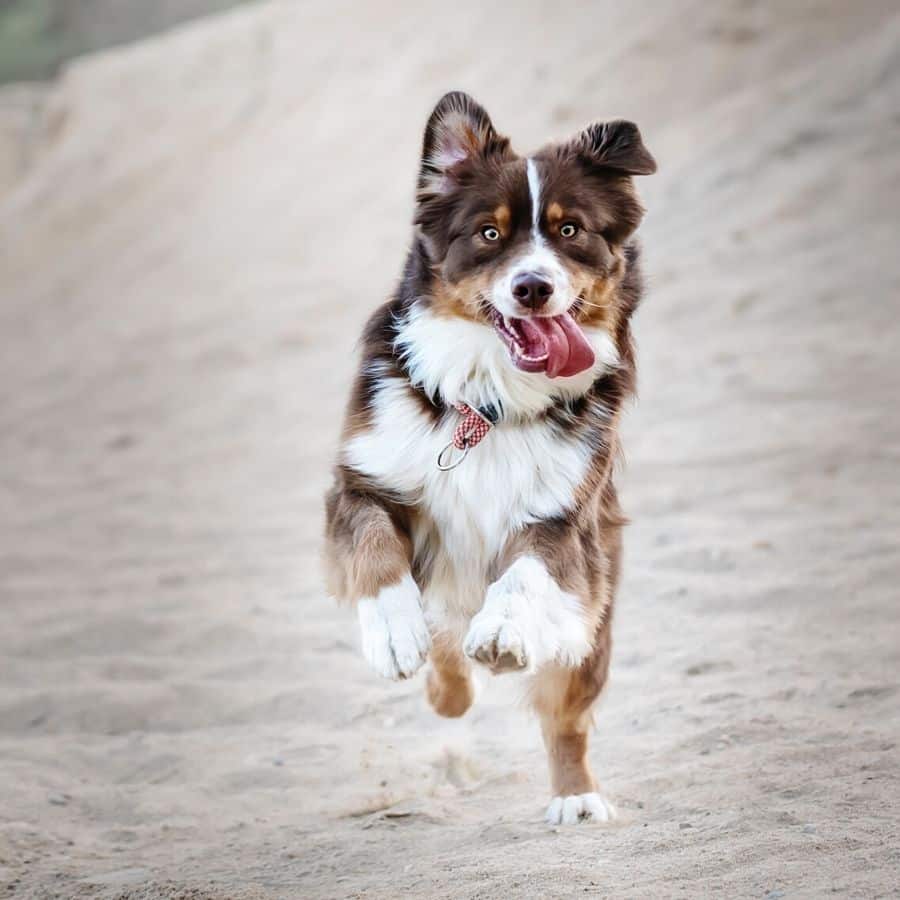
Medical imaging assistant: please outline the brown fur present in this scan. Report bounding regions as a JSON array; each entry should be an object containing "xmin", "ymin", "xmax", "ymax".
[
  {"xmin": 426, "ymin": 632, "xmax": 475, "ymax": 718},
  {"xmin": 534, "ymin": 613, "xmax": 615, "ymax": 795},
  {"xmin": 429, "ymin": 275, "xmax": 491, "ymax": 321},
  {"xmin": 323, "ymin": 469, "xmax": 414, "ymax": 602}
]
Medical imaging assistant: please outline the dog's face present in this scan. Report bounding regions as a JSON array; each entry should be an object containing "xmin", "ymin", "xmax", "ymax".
[{"xmin": 415, "ymin": 92, "xmax": 655, "ymax": 379}]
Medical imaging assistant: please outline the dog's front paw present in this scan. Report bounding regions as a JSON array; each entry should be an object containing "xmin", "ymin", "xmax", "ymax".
[
  {"xmin": 357, "ymin": 575, "xmax": 430, "ymax": 680},
  {"xmin": 463, "ymin": 610, "xmax": 530, "ymax": 673},
  {"xmin": 465, "ymin": 557, "xmax": 591, "ymax": 673},
  {"xmin": 545, "ymin": 793, "xmax": 616, "ymax": 826}
]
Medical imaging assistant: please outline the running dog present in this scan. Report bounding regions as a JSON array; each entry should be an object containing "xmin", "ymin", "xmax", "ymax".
[{"xmin": 324, "ymin": 91, "xmax": 656, "ymax": 824}]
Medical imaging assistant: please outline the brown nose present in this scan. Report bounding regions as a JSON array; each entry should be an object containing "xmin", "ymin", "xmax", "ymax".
[{"xmin": 511, "ymin": 272, "xmax": 554, "ymax": 310}]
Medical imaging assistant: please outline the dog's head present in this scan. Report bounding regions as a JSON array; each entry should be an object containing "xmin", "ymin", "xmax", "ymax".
[{"xmin": 414, "ymin": 92, "xmax": 656, "ymax": 379}]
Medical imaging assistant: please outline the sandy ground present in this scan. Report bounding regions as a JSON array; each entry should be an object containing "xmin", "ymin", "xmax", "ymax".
[{"xmin": 1, "ymin": 1, "xmax": 899, "ymax": 897}]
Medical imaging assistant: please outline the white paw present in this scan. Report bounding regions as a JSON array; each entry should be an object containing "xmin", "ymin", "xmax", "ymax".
[
  {"xmin": 357, "ymin": 575, "xmax": 430, "ymax": 681},
  {"xmin": 464, "ymin": 556, "xmax": 591, "ymax": 673},
  {"xmin": 545, "ymin": 792, "xmax": 616, "ymax": 825},
  {"xmin": 463, "ymin": 611, "xmax": 530, "ymax": 672}
]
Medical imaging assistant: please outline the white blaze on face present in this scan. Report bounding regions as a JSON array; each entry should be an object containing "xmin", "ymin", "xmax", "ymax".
[
  {"xmin": 526, "ymin": 157, "xmax": 543, "ymax": 235},
  {"xmin": 490, "ymin": 158, "xmax": 571, "ymax": 319}
]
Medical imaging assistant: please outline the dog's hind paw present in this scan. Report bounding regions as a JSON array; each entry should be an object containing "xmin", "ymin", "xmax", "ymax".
[{"xmin": 545, "ymin": 792, "xmax": 616, "ymax": 825}]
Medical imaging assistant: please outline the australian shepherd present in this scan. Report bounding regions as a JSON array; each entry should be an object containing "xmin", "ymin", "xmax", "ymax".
[{"xmin": 324, "ymin": 92, "xmax": 656, "ymax": 824}]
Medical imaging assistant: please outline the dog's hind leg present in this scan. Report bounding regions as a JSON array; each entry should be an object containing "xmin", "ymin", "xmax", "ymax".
[
  {"xmin": 533, "ymin": 622, "xmax": 617, "ymax": 825},
  {"xmin": 426, "ymin": 632, "xmax": 475, "ymax": 718}
]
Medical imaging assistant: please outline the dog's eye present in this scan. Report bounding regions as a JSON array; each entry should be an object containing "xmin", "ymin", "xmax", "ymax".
[
  {"xmin": 560, "ymin": 222, "xmax": 579, "ymax": 238},
  {"xmin": 481, "ymin": 226, "xmax": 501, "ymax": 242}
]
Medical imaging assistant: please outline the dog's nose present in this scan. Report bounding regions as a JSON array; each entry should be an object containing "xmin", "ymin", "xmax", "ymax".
[{"xmin": 511, "ymin": 272, "xmax": 554, "ymax": 310}]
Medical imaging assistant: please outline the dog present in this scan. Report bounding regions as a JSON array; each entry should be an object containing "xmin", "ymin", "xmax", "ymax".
[{"xmin": 324, "ymin": 91, "xmax": 655, "ymax": 824}]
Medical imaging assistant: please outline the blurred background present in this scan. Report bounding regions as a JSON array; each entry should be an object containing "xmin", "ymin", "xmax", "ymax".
[
  {"xmin": 1, "ymin": 1, "xmax": 898, "ymax": 898},
  {"xmin": 0, "ymin": 0, "xmax": 253, "ymax": 83}
]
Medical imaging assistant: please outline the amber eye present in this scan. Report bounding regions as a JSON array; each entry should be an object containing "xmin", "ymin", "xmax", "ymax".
[
  {"xmin": 481, "ymin": 225, "xmax": 501, "ymax": 241},
  {"xmin": 560, "ymin": 222, "xmax": 579, "ymax": 238}
]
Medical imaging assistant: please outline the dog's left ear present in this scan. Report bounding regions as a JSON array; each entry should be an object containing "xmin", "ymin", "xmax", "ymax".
[
  {"xmin": 418, "ymin": 92, "xmax": 511, "ymax": 195},
  {"xmin": 571, "ymin": 120, "xmax": 657, "ymax": 176}
]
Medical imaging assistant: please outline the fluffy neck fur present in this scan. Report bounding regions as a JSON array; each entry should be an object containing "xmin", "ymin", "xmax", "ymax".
[{"xmin": 395, "ymin": 302, "xmax": 619, "ymax": 422}]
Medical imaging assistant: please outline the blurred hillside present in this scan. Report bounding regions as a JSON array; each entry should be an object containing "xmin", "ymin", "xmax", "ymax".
[
  {"xmin": 1, "ymin": 1, "xmax": 898, "ymax": 896},
  {"xmin": 0, "ymin": 0, "xmax": 255, "ymax": 84},
  {"xmin": 0, "ymin": 0, "xmax": 255, "ymax": 191}
]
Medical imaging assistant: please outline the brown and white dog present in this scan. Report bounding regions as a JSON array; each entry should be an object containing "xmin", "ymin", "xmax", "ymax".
[{"xmin": 324, "ymin": 92, "xmax": 655, "ymax": 824}]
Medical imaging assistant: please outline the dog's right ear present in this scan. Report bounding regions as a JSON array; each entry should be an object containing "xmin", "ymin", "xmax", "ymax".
[
  {"xmin": 417, "ymin": 92, "xmax": 511, "ymax": 197},
  {"xmin": 570, "ymin": 120, "xmax": 657, "ymax": 176}
]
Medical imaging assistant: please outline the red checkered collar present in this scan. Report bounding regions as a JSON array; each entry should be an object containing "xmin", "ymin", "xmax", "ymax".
[{"xmin": 436, "ymin": 400, "xmax": 499, "ymax": 471}]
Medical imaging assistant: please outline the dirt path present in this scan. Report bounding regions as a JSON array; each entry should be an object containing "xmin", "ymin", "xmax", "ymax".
[{"xmin": 1, "ymin": 2, "xmax": 899, "ymax": 897}]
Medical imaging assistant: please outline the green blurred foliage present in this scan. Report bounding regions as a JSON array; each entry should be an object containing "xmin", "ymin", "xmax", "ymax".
[
  {"xmin": 0, "ymin": 0, "xmax": 67, "ymax": 83},
  {"xmin": 0, "ymin": 0, "xmax": 253, "ymax": 84}
]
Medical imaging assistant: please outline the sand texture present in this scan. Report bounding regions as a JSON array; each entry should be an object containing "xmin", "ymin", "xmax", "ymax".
[{"xmin": 1, "ymin": 1, "xmax": 899, "ymax": 897}]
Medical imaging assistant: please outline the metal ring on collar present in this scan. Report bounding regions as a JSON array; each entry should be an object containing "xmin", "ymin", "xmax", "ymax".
[{"xmin": 437, "ymin": 441, "xmax": 469, "ymax": 471}]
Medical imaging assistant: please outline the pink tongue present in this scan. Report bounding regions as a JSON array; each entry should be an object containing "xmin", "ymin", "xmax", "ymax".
[
  {"xmin": 555, "ymin": 314, "xmax": 596, "ymax": 376},
  {"xmin": 518, "ymin": 313, "xmax": 595, "ymax": 378}
]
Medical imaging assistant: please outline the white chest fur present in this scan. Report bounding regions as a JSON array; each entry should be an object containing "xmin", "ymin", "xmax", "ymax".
[{"xmin": 342, "ymin": 375, "xmax": 591, "ymax": 625}]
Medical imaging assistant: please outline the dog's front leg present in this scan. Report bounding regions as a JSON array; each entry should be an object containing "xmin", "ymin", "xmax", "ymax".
[
  {"xmin": 462, "ymin": 555, "xmax": 592, "ymax": 674},
  {"xmin": 356, "ymin": 573, "xmax": 430, "ymax": 681},
  {"xmin": 324, "ymin": 482, "xmax": 430, "ymax": 680}
]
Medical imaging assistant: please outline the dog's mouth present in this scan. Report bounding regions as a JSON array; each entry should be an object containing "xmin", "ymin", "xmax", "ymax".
[{"xmin": 489, "ymin": 309, "xmax": 595, "ymax": 379}]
